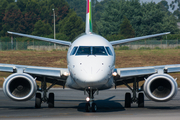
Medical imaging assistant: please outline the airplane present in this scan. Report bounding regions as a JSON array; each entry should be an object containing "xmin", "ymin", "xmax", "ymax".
[{"xmin": 0, "ymin": 0, "xmax": 179, "ymax": 112}]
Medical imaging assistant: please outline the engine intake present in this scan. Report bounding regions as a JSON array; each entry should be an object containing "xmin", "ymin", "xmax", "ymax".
[
  {"xmin": 144, "ymin": 74, "xmax": 178, "ymax": 102},
  {"xmin": 3, "ymin": 73, "xmax": 37, "ymax": 101}
]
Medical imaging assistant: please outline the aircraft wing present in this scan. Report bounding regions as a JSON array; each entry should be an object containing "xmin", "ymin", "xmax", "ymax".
[
  {"xmin": 0, "ymin": 63, "xmax": 69, "ymax": 86},
  {"xmin": 7, "ymin": 31, "xmax": 71, "ymax": 46},
  {"xmin": 114, "ymin": 64, "xmax": 180, "ymax": 86},
  {"xmin": 110, "ymin": 32, "xmax": 170, "ymax": 46}
]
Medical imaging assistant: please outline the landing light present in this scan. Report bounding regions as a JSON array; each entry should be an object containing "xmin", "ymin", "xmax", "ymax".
[
  {"xmin": 86, "ymin": 97, "xmax": 90, "ymax": 102},
  {"xmin": 63, "ymin": 72, "xmax": 69, "ymax": 76},
  {"xmin": 112, "ymin": 72, "xmax": 118, "ymax": 76}
]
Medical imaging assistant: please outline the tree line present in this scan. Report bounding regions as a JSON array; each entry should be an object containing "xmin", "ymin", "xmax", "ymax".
[
  {"xmin": 68, "ymin": 0, "xmax": 180, "ymax": 40},
  {"xmin": 0, "ymin": 0, "xmax": 180, "ymax": 42},
  {"xmin": 0, "ymin": 0, "xmax": 84, "ymax": 42}
]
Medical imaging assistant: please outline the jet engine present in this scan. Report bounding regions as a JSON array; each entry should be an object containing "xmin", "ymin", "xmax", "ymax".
[
  {"xmin": 3, "ymin": 73, "xmax": 37, "ymax": 101},
  {"xmin": 144, "ymin": 74, "xmax": 178, "ymax": 102}
]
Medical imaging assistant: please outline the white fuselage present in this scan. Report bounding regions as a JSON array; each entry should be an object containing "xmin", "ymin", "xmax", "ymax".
[{"xmin": 66, "ymin": 33, "xmax": 115, "ymax": 90}]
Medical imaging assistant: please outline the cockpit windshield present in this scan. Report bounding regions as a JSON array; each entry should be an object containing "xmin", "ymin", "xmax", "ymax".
[
  {"xmin": 74, "ymin": 46, "xmax": 108, "ymax": 56},
  {"xmin": 70, "ymin": 46, "xmax": 113, "ymax": 56},
  {"xmin": 92, "ymin": 46, "xmax": 107, "ymax": 55},
  {"xmin": 76, "ymin": 46, "xmax": 91, "ymax": 55}
]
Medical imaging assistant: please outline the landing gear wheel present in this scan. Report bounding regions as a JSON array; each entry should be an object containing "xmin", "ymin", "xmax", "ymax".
[
  {"xmin": 125, "ymin": 92, "xmax": 131, "ymax": 108},
  {"xmin": 48, "ymin": 93, "xmax": 54, "ymax": 108},
  {"xmin": 35, "ymin": 93, "xmax": 42, "ymax": 108},
  {"xmin": 85, "ymin": 103, "xmax": 90, "ymax": 112},
  {"xmin": 138, "ymin": 93, "xmax": 144, "ymax": 108},
  {"xmin": 92, "ymin": 103, "xmax": 97, "ymax": 112}
]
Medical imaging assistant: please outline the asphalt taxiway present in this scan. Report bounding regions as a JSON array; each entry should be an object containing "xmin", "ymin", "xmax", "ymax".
[{"xmin": 0, "ymin": 88, "xmax": 180, "ymax": 120}]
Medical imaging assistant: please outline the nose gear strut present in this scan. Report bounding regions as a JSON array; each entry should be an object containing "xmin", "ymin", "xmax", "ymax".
[{"xmin": 85, "ymin": 88, "xmax": 98, "ymax": 112}]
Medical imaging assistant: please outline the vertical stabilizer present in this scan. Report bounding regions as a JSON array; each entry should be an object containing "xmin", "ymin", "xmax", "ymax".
[{"xmin": 86, "ymin": 0, "xmax": 92, "ymax": 34}]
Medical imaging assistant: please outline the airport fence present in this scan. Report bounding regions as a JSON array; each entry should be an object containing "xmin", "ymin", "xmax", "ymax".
[
  {"xmin": 1, "ymin": 38, "xmax": 180, "ymax": 50},
  {"xmin": 117, "ymin": 39, "xmax": 180, "ymax": 50},
  {"xmin": 0, "ymin": 38, "xmax": 68, "ymax": 51}
]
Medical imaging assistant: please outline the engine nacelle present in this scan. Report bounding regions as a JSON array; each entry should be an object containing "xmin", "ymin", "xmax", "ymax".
[
  {"xmin": 3, "ymin": 73, "xmax": 37, "ymax": 101},
  {"xmin": 144, "ymin": 74, "xmax": 178, "ymax": 102}
]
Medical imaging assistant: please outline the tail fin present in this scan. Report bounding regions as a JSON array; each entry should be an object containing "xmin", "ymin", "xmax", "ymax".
[{"xmin": 86, "ymin": 0, "xmax": 92, "ymax": 34}]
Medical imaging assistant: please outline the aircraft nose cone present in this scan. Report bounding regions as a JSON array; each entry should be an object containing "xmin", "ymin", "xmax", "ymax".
[
  {"xmin": 72, "ymin": 64, "xmax": 112, "ymax": 87},
  {"xmin": 69, "ymin": 56, "xmax": 114, "ymax": 88}
]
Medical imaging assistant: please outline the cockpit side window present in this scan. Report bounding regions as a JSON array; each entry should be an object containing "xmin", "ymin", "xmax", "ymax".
[
  {"xmin": 76, "ymin": 46, "xmax": 91, "ymax": 55},
  {"xmin": 105, "ymin": 47, "xmax": 113, "ymax": 56},
  {"xmin": 93, "ymin": 46, "xmax": 107, "ymax": 55},
  {"xmin": 70, "ymin": 46, "xmax": 78, "ymax": 55}
]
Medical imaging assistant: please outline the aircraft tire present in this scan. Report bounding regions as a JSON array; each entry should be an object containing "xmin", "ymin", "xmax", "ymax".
[
  {"xmin": 85, "ymin": 103, "xmax": 90, "ymax": 112},
  {"xmin": 35, "ymin": 93, "xmax": 42, "ymax": 108},
  {"xmin": 48, "ymin": 93, "xmax": 54, "ymax": 108},
  {"xmin": 138, "ymin": 93, "xmax": 144, "ymax": 108},
  {"xmin": 125, "ymin": 92, "xmax": 131, "ymax": 108},
  {"xmin": 92, "ymin": 103, "xmax": 97, "ymax": 112}
]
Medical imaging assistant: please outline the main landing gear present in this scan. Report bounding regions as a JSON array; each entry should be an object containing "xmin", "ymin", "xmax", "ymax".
[
  {"xmin": 123, "ymin": 78, "xmax": 144, "ymax": 108},
  {"xmin": 35, "ymin": 77, "xmax": 56, "ymax": 108},
  {"xmin": 85, "ymin": 89, "xmax": 98, "ymax": 112},
  {"xmin": 35, "ymin": 92, "xmax": 54, "ymax": 108}
]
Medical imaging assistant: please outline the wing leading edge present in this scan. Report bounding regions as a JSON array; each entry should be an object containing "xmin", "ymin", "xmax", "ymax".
[
  {"xmin": 110, "ymin": 32, "xmax": 170, "ymax": 46},
  {"xmin": 0, "ymin": 63, "xmax": 69, "ymax": 79},
  {"xmin": 7, "ymin": 31, "xmax": 71, "ymax": 46},
  {"xmin": 114, "ymin": 64, "xmax": 180, "ymax": 86}
]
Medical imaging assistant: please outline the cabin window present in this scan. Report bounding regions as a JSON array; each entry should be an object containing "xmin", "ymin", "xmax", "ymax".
[
  {"xmin": 70, "ymin": 46, "xmax": 78, "ymax": 55},
  {"xmin": 105, "ymin": 47, "xmax": 113, "ymax": 56}
]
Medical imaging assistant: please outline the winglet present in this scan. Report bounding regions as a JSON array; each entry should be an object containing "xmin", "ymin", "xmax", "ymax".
[{"xmin": 86, "ymin": 0, "xmax": 92, "ymax": 34}]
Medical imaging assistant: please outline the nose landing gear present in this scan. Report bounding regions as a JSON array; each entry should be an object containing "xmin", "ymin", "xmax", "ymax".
[{"xmin": 85, "ymin": 89, "xmax": 98, "ymax": 112}]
